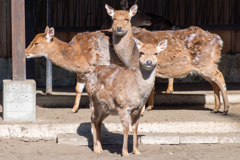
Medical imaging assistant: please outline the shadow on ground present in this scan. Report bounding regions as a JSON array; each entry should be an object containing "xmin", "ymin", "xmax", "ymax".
[{"xmin": 77, "ymin": 122, "xmax": 143, "ymax": 155}]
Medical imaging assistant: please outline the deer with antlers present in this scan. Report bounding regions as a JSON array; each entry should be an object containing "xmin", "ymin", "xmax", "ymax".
[{"xmin": 106, "ymin": 4, "xmax": 229, "ymax": 115}]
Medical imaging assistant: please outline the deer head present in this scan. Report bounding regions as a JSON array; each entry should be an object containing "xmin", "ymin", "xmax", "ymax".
[
  {"xmin": 105, "ymin": 4, "xmax": 138, "ymax": 36},
  {"xmin": 25, "ymin": 26, "xmax": 55, "ymax": 58},
  {"xmin": 133, "ymin": 37, "xmax": 168, "ymax": 70}
]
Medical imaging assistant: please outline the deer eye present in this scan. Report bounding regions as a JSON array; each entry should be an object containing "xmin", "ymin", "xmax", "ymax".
[
  {"xmin": 34, "ymin": 43, "xmax": 38, "ymax": 45},
  {"xmin": 112, "ymin": 18, "xmax": 116, "ymax": 21},
  {"xmin": 154, "ymin": 53, "xmax": 158, "ymax": 55},
  {"xmin": 140, "ymin": 52, "xmax": 144, "ymax": 55},
  {"xmin": 125, "ymin": 19, "xmax": 130, "ymax": 21}
]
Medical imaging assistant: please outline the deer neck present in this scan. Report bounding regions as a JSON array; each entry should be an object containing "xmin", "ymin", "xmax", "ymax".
[
  {"xmin": 47, "ymin": 38, "xmax": 78, "ymax": 72},
  {"xmin": 135, "ymin": 64, "xmax": 157, "ymax": 97},
  {"xmin": 113, "ymin": 29, "xmax": 139, "ymax": 68}
]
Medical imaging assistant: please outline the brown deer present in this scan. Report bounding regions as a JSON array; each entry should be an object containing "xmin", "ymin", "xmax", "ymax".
[
  {"xmin": 106, "ymin": 4, "xmax": 230, "ymax": 115},
  {"xmin": 119, "ymin": 0, "xmax": 177, "ymax": 95},
  {"xmin": 25, "ymin": 27, "xmax": 124, "ymax": 113},
  {"xmin": 101, "ymin": 0, "xmax": 151, "ymax": 30},
  {"xmin": 85, "ymin": 38, "xmax": 167, "ymax": 156}
]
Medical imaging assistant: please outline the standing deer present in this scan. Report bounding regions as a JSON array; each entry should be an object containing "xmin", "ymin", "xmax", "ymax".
[
  {"xmin": 25, "ymin": 27, "xmax": 124, "ymax": 113},
  {"xmin": 106, "ymin": 4, "xmax": 230, "ymax": 115},
  {"xmin": 86, "ymin": 38, "xmax": 167, "ymax": 156},
  {"xmin": 118, "ymin": 0, "xmax": 176, "ymax": 96}
]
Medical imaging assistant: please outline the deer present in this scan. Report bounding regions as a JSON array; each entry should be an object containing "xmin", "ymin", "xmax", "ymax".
[
  {"xmin": 119, "ymin": 0, "xmax": 177, "ymax": 96},
  {"xmin": 25, "ymin": 26, "xmax": 125, "ymax": 113},
  {"xmin": 106, "ymin": 4, "xmax": 230, "ymax": 115},
  {"xmin": 101, "ymin": 0, "xmax": 151, "ymax": 30},
  {"xmin": 85, "ymin": 37, "xmax": 168, "ymax": 156}
]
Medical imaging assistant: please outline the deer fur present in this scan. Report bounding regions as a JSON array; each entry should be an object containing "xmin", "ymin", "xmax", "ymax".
[
  {"xmin": 85, "ymin": 38, "xmax": 167, "ymax": 156},
  {"xmin": 25, "ymin": 27, "xmax": 124, "ymax": 113},
  {"xmin": 106, "ymin": 5, "xmax": 230, "ymax": 115}
]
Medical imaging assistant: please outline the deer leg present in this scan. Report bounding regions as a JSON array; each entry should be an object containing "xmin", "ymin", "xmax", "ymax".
[
  {"xmin": 200, "ymin": 69, "xmax": 229, "ymax": 115},
  {"xmin": 202, "ymin": 75, "xmax": 221, "ymax": 113},
  {"xmin": 119, "ymin": 111, "xmax": 130, "ymax": 156},
  {"xmin": 146, "ymin": 86, "xmax": 155, "ymax": 111},
  {"xmin": 96, "ymin": 113, "xmax": 109, "ymax": 153},
  {"xmin": 166, "ymin": 78, "xmax": 174, "ymax": 94},
  {"xmin": 90, "ymin": 101, "xmax": 102, "ymax": 153},
  {"xmin": 210, "ymin": 82, "xmax": 221, "ymax": 113},
  {"xmin": 214, "ymin": 71, "xmax": 229, "ymax": 115},
  {"xmin": 140, "ymin": 105, "xmax": 145, "ymax": 116},
  {"xmin": 131, "ymin": 110, "xmax": 141, "ymax": 155},
  {"xmin": 72, "ymin": 75, "xmax": 85, "ymax": 113}
]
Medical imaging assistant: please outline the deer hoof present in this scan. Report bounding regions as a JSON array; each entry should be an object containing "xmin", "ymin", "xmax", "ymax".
[
  {"xmin": 94, "ymin": 147, "xmax": 101, "ymax": 154},
  {"xmin": 133, "ymin": 148, "xmax": 141, "ymax": 155},
  {"xmin": 222, "ymin": 111, "xmax": 228, "ymax": 116},
  {"xmin": 166, "ymin": 91, "xmax": 172, "ymax": 94},
  {"xmin": 71, "ymin": 108, "xmax": 78, "ymax": 113},
  {"xmin": 122, "ymin": 149, "xmax": 129, "ymax": 156},
  {"xmin": 146, "ymin": 106, "xmax": 153, "ymax": 111},
  {"xmin": 211, "ymin": 109, "xmax": 218, "ymax": 114},
  {"xmin": 122, "ymin": 152, "xmax": 129, "ymax": 156}
]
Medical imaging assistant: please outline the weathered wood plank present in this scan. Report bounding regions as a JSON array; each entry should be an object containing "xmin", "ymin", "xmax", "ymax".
[
  {"xmin": 11, "ymin": 0, "xmax": 26, "ymax": 81},
  {"xmin": 7, "ymin": 0, "xmax": 11, "ymax": 58},
  {"xmin": 0, "ymin": 0, "xmax": 7, "ymax": 58},
  {"xmin": 231, "ymin": 30, "xmax": 240, "ymax": 53}
]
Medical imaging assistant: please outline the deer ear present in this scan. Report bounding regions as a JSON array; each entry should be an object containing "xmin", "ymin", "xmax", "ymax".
[
  {"xmin": 129, "ymin": 4, "xmax": 138, "ymax": 17},
  {"xmin": 45, "ymin": 26, "xmax": 50, "ymax": 34},
  {"xmin": 133, "ymin": 37, "xmax": 143, "ymax": 51},
  {"xmin": 105, "ymin": 4, "xmax": 115, "ymax": 17},
  {"xmin": 157, "ymin": 39, "xmax": 168, "ymax": 53},
  {"xmin": 120, "ymin": 0, "xmax": 129, "ymax": 10},
  {"xmin": 46, "ymin": 27, "xmax": 55, "ymax": 42}
]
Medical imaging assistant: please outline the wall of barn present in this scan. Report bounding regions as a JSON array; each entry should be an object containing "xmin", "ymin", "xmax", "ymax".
[{"xmin": 0, "ymin": 0, "xmax": 239, "ymax": 90}]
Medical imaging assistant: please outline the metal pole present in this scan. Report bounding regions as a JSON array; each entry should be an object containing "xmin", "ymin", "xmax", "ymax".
[{"xmin": 46, "ymin": 0, "xmax": 52, "ymax": 94}]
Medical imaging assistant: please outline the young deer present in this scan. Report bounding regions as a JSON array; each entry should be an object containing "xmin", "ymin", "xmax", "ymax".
[
  {"xmin": 85, "ymin": 38, "xmax": 167, "ymax": 156},
  {"xmin": 25, "ymin": 27, "xmax": 124, "ymax": 113},
  {"xmin": 106, "ymin": 5, "xmax": 230, "ymax": 115}
]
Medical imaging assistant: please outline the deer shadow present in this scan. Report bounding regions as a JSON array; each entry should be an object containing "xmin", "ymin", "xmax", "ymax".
[{"xmin": 77, "ymin": 122, "xmax": 143, "ymax": 155}]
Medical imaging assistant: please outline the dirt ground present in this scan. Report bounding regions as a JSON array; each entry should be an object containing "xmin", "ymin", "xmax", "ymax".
[
  {"xmin": 1, "ymin": 83, "xmax": 240, "ymax": 159},
  {"xmin": 0, "ymin": 138, "xmax": 240, "ymax": 160},
  {"xmin": 1, "ymin": 104, "xmax": 240, "ymax": 124},
  {"xmin": 0, "ymin": 104, "xmax": 240, "ymax": 160}
]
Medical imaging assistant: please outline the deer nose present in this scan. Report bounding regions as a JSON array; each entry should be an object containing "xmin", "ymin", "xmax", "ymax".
[
  {"xmin": 146, "ymin": 60, "xmax": 152, "ymax": 66},
  {"xmin": 116, "ymin": 26, "xmax": 122, "ymax": 32}
]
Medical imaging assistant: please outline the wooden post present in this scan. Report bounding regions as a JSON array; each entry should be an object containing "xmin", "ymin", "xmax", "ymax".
[{"xmin": 11, "ymin": 0, "xmax": 26, "ymax": 81}]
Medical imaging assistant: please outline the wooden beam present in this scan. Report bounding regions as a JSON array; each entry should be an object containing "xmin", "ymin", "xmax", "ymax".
[
  {"xmin": 11, "ymin": 0, "xmax": 26, "ymax": 81},
  {"xmin": 0, "ymin": 0, "xmax": 7, "ymax": 58}
]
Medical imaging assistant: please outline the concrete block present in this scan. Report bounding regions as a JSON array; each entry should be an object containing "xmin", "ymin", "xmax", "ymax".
[
  {"xmin": 141, "ymin": 135, "xmax": 179, "ymax": 145},
  {"xmin": 3, "ymin": 80, "xmax": 36, "ymax": 121},
  {"xmin": 0, "ymin": 125, "xmax": 11, "ymax": 138},
  {"xmin": 180, "ymin": 136, "xmax": 218, "ymax": 144},
  {"xmin": 57, "ymin": 133, "xmax": 139, "ymax": 146},
  {"xmin": 219, "ymin": 136, "xmax": 240, "ymax": 144}
]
